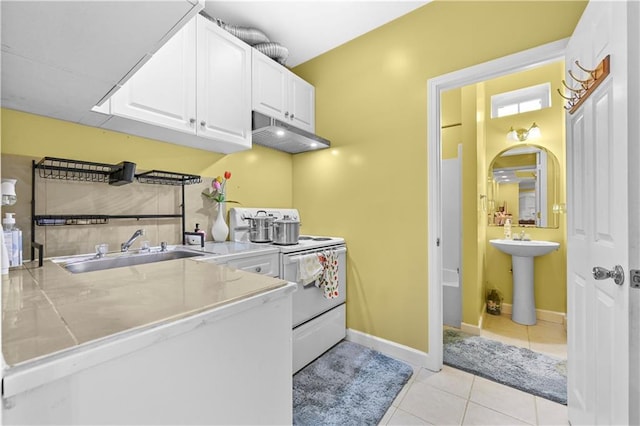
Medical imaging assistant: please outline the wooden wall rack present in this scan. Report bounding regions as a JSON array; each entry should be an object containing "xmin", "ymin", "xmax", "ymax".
[{"xmin": 558, "ymin": 55, "xmax": 610, "ymax": 115}]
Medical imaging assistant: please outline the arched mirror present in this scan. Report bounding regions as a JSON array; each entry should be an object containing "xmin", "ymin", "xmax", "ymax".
[{"xmin": 487, "ymin": 144, "xmax": 560, "ymax": 229}]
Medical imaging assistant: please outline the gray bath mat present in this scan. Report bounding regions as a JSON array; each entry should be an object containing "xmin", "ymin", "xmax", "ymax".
[
  {"xmin": 443, "ymin": 328, "xmax": 567, "ymax": 404},
  {"xmin": 293, "ymin": 340, "xmax": 413, "ymax": 425}
]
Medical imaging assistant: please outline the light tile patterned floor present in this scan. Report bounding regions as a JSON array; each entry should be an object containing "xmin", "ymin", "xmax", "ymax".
[{"xmin": 380, "ymin": 313, "xmax": 568, "ymax": 425}]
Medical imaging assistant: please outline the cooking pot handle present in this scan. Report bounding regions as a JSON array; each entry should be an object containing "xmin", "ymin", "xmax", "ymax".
[{"xmin": 256, "ymin": 210, "xmax": 267, "ymax": 217}]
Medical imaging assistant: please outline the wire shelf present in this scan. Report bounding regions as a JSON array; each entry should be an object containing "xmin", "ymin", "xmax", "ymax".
[
  {"xmin": 35, "ymin": 215, "xmax": 110, "ymax": 226},
  {"xmin": 35, "ymin": 158, "xmax": 202, "ymax": 186},
  {"xmin": 135, "ymin": 170, "xmax": 202, "ymax": 186},
  {"xmin": 35, "ymin": 157, "xmax": 114, "ymax": 182}
]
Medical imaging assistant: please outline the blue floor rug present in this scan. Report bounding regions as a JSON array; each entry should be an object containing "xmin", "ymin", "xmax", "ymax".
[
  {"xmin": 443, "ymin": 328, "xmax": 567, "ymax": 405},
  {"xmin": 293, "ymin": 340, "xmax": 413, "ymax": 425}
]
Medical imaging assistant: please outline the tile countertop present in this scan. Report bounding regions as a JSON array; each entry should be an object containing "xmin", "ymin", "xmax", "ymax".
[{"xmin": 2, "ymin": 255, "xmax": 288, "ymax": 367}]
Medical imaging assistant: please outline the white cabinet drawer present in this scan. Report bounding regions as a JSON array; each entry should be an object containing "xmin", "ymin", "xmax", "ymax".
[
  {"xmin": 227, "ymin": 252, "xmax": 279, "ymax": 277},
  {"xmin": 292, "ymin": 304, "xmax": 345, "ymax": 373}
]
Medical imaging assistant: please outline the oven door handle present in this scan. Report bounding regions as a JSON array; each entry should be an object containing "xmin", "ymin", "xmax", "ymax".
[{"xmin": 284, "ymin": 246, "xmax": 347, "ymax": 265}]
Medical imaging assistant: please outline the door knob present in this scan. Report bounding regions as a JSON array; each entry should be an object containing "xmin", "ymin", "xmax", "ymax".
[{"xmin": 592, "ymin": 265, "xmax": 625, "ymax": 285}]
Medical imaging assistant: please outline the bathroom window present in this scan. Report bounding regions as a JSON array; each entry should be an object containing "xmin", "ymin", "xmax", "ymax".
[{"xmin": 491, "ymin": 83, "xmax": 551, "ymax": 118}]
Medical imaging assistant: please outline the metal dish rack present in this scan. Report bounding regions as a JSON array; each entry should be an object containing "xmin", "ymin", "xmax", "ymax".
[{"xmin": 31, "ymin": 157, "xmax": 202, "ymax": 265}]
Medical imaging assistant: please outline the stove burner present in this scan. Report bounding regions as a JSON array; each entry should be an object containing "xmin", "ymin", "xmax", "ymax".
[
  {"xmin": 298, "ymin": 236, "xmax": 313, "ymax": 240},
  {"xmin": 312, "ymin": 237, "xmax": 332, "ymax": 241}
]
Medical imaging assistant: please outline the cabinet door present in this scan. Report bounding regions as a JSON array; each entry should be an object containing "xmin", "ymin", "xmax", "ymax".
[
  {"xmin": 197, "ymin": 17, "xmax": 251, "ymax": 149},
  {"xmin": 252, "ymin": 50, "xmax": 288, "ymax": 120},
  {"xmin": 288, "ymin": 74, "xmax": 315, "ymax": 133},
  {"xmin": 110, "ymin": 20, "xmax": 196, "ymax": 133}
]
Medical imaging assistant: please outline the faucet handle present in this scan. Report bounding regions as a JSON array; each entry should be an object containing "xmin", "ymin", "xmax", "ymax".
[
  {"xmin": 160, "ymin": 241, "xmax": 168, "ymax": 252},
  {"xmin": 95, "ymin": 243, "xmax": 109, "ymax": 258}
]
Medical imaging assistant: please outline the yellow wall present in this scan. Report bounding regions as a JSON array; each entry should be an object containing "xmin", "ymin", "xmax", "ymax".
[{"xmin": 293, "ymin": 1, "xmax": 583, "ymax": 351}]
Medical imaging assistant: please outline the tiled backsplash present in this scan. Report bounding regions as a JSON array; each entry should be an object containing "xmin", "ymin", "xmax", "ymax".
[{"xmin": 2, "ymin": 154, "xmax": 219, "ymax": 259}]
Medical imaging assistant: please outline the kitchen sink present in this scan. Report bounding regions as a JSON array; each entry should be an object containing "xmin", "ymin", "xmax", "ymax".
[{"xmin": 58, "ymin": 250, "xmax": 204, "ymax": 274}]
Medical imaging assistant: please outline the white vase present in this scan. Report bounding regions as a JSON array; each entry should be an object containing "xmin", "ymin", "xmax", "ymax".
[{"xmin": 212, "ymin": 203, "xmax": 229, "ymax": 242}]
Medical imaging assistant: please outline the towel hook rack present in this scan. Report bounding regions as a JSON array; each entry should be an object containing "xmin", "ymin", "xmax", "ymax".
[
  {"xmin": 559, "ymin": 55, "xmax": 610, "ymax": 114},
  {"xmin": 574, "ymin": 59, "xmax": 599, "ymax": 76},
  {"xmin": 561, "ymin": 79, "xmax": 586, "ymax": 93}
]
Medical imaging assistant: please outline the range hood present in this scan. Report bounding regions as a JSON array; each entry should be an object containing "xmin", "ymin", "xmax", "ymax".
[{"xmin": 252, "ymin": 112, "xmax": 330, "ymax": 154}]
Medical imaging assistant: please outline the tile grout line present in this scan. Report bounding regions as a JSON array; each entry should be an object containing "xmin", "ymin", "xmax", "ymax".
[{"xmin": 459, "ymin": 374, "xmax": 476, "ymax": 425}]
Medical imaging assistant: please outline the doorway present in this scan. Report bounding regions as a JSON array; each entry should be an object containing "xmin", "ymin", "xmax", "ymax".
[{"xmin": 426, "ymin": 39, "xmax": 568, "ymax": 372}]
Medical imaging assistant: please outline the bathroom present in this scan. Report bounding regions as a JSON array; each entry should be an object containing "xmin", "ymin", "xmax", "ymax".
[{"xmin": 441, "ymin": 59, "xmax": 567, "ymax": 355}]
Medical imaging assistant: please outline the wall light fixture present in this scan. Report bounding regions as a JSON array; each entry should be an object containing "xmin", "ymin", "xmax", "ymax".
[{"xmin": 506, "ymin": 122, "xmax": 541, "ymax": 142}]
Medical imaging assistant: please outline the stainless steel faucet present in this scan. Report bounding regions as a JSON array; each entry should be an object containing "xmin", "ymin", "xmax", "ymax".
[{"xmin": 121, "ymin": 229, "xmax": 145, "ymax": 252}]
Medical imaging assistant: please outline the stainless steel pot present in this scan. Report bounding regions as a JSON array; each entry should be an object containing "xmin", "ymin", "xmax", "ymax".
[
  {"xmin": 246, "ymin": 210, "xmax": 274, "ymax": 243},
  {"xmin": 273, "ymin": 215, "xmax": 300, "ymax": 245}
]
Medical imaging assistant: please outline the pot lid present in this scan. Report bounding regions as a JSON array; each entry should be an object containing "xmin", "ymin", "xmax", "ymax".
[{"xmin": 275, "ymin": 214, "xmax": 300, "ymax": 224}]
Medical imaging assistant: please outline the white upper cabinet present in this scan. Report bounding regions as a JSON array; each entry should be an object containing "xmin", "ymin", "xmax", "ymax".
[
  {"xmin": 252, "ymin": 50, "xmax": 315, "ymax": 133},
  {"xmin": 111, "ymin": 20, "xmax": 197, "ymax": 133},
  {"xmin": 288, "ymin": 73, "xmax": 315, "ymax": 132},
  {"xmin": 105, "ymin": 15, "xmax": 251, "ymax": 154},
  {"xmin": 196, "ymin": 17, "xmax": 252, "ymax": 147}
]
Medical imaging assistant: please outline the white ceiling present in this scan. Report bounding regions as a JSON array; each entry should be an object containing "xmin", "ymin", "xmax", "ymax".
[
  {"xmin": 204, "ymin": 1, "xmax": 431, "ymax": 67},
  {"xmin": 0, "ymin": 1, "xmax": 430, "ymax": 126}
]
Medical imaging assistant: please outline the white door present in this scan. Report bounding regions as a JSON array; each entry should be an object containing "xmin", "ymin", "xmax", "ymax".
[
  {"xmin": 111, "ymin": 19, "xmax": 196, "ymax": 133},
  {"xmin": 566, "ymin": 2, "xmax": 630, "ymax": 424},
  {"xmin": 196, "ymin": 16, "xmax": 252, "ymax": 148}
]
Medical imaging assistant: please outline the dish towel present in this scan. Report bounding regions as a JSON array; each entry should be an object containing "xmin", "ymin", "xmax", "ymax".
[
  {"xmin": 317, "ymin": 249, "xmax": 339, "ymax": 299},
  {"xmin": 297, "ymin": 253, "xmax": 323, "ymax": 285}
]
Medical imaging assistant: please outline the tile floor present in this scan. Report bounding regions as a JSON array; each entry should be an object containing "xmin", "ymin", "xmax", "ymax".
[{"xmin": 380, "ymin": 313, "xmax": 568, "ymax": 425}]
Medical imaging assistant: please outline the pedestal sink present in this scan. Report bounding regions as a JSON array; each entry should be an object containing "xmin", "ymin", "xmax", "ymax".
[{"xmin": 489, "ymin": 239, "xmax": 560, "ymax": 325}]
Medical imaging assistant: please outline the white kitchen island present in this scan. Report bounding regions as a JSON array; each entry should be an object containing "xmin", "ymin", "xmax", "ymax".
[{"xmin": 1, "ymin": 258, "xmax": 296, "ymax": 425}]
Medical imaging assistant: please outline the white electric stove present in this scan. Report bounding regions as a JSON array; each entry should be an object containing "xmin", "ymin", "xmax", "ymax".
[{"xmin": 229, "ymin": 207, "xmax": 347, "ymax": 373}]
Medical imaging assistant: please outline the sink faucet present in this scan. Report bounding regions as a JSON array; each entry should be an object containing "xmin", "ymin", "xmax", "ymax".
[{"xmin": 121, "ymin": 229, "xmax": 145, "ymax": 252}]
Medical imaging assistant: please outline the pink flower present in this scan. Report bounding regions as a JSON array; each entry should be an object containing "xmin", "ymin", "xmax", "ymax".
[{"xmin": 201, "ymin": 171, "xmax": 240, "ymax": 205}]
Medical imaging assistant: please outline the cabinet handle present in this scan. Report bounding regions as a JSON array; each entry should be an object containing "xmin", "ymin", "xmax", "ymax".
[
  {"xmin": 200, "ymin": 121, "xmax": 206, "ymax": 127},
  {"xmin": 189, "ymin": 118, "xmax": 196, "ymax": 126},
  {"xmin": 290, "ymin": 114, "xmax": 295, "ymax": 120},
  {"xmin": 255, "ymin": 266, "xmax": 262, "ymax": 273},
  {"xmin": 284, "ymin": 112, "xmax": 289, "ymax": 118}
]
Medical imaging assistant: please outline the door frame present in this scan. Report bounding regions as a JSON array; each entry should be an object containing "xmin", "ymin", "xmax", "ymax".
[{"xmin": 426, "ymin": 39, "xmax": 567, "ymax": 371}]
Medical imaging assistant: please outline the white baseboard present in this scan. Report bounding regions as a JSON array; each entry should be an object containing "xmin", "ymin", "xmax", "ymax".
[
  {"xmin": 345, "ymin": 329, "xmax": 432, "ymax": 370},
  {"xmin": 460, "ymin": 304, "xmax": 485, "ymax": 335},
  {"xmin": 500, "ymin": 303, "xmax": 566, "ymax": 324},
  {"xmin": 461, "ymin": 322, "xmax": 481, "ymax": 336}
]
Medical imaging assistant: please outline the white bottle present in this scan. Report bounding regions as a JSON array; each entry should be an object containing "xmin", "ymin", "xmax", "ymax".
[
  {"xmin": 504, "ymin": 218, "xmax": 512, "ymax": 240},
  {"xmin": 3, "ymin": 213, "xmax": 22, "ymax": 267},
  {"xmin": 1, "ymin": 232, "xmax": 9, "ymax": 275}
]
